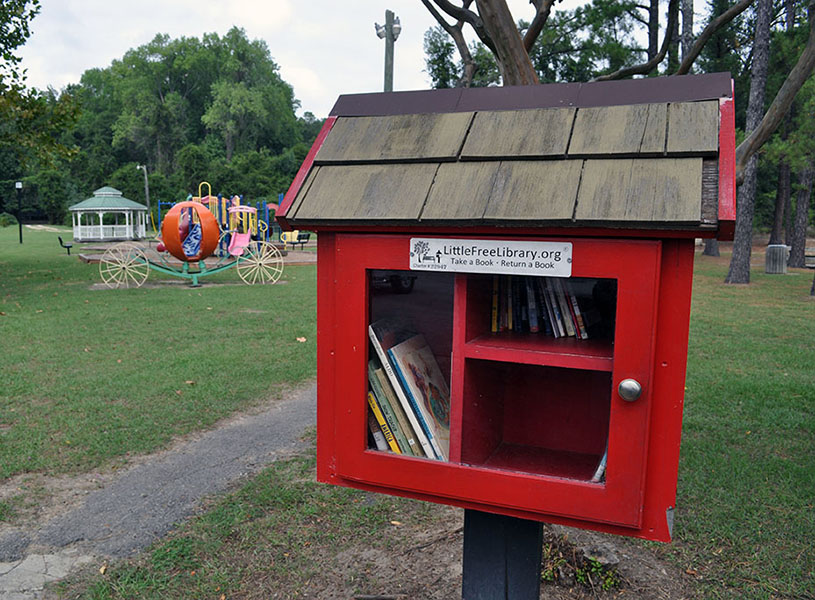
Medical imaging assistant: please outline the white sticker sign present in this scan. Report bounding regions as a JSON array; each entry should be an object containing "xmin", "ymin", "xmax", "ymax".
[{"xmin": 409, "ymin": 238, "xmax": 572, "ymax": 277}]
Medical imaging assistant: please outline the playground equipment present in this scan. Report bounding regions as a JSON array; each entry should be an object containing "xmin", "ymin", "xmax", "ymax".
[
  {"xmin": 156, "ymin": 183, "xmax": 282, "ymax": 251},
  {"xmin": 98, "ymin": 197, "xmax": 284, "ymax": 288}
]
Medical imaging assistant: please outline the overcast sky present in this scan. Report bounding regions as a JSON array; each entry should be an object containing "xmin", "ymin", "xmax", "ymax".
[{"xmin": 18, "ymin": 0, "xmax": 585, "ymax": 118}]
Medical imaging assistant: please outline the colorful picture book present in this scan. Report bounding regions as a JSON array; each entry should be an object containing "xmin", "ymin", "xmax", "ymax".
[{"xmin": 367, "ymin": 318, "xmax": 451, "ymax": 461}]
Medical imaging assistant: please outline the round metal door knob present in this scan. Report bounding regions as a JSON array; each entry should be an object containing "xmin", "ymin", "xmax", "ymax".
[{"xmin": 618, "ymin": 378, "xmax": 642, "ymax": 402}]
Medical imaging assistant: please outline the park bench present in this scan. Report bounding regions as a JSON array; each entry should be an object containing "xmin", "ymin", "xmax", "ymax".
[
  {"xmin": 280, "ymin": 230, "xmax": 311, "ymax": 250},
  {"xmin": 58, "ymin": 236, "xmax": 74, "ymax": 255}
]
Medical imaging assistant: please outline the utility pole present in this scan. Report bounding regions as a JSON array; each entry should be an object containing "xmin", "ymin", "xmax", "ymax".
[
  {"xmin": 375, "ymin": 10, "xmax": 401, "ymax": 92},
  {"xmin": 16, "ymin": 181, "xmax": 22, "ymax": 244}
]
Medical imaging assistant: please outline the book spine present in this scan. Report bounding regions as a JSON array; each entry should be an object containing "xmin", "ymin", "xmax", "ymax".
[
  {"xmin": 367, "ymin": 391, "xmax": 401, "ymax": 453},
  {"xmin": 536, "ymin": 277, "xmax": 557, "ymax": 337},
  {"xmin": 553, "ymin": 278, "xmax": 576, "ymax": 337},
  {"xmin": 368, "ymin": 362, "xmax": 413, "ymax": 456},
  {"xmin": 565, "ymin": 280, "xmax": 589, "ymax": 340},
  {"xmin": 544, "ymin": 278, "xmax": 566, "ymax": 337},
  {"xmin": 388, "ymin": 347, "xmax": 444, "ymax": 460},
  {"xmin": 525, "ymin": 277, "xmax": 539, "ymax": 333},
  {"xmin": 499, "ymin": 276, "xmax": 507, "ymax": 332},
  {"xmin": 506, "ymin": 276, "xmax": 513, "ymax": 331},
  {"xmin": 490, "ymin": 276, "xmax": 499, "ymax": 333},
  {"xmin": 591, "ymin": 442, "xmax": 609, "ymax": 483},
  {"xmin": 367, "ymin": 412, "xmax": 388, "ymax": 451},
  {"xmin": 375, "ymin": 368, "xmax": 423, "ymax": 457},
  {"xmin": 368, "ymin": 325, "xmax": 436, "ymax": 459}
]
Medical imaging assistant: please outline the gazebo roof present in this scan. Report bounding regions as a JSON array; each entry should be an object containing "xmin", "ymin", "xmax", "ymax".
[{"xmin": 69, "ymin": 187, "xmax": 147, "ymax": 211}]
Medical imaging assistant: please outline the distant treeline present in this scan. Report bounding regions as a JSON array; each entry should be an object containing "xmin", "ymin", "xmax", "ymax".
[{"xmin": 1, "ymin": 27, "xmax": 323, "ymax": 224}]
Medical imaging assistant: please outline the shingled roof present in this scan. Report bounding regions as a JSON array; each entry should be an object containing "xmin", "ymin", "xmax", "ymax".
[{"xmin": 281, "ymin": 73, "xmax": 734, "ymax": 234}]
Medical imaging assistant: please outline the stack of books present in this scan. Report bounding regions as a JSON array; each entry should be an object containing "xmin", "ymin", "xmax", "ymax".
[
  {"xmin": 366, "ymin": 318, "xmax": 451, "ymax": 461},
  {"xmin": 490, "ymin": 275, "xmax": 591, "ymax": 339}
]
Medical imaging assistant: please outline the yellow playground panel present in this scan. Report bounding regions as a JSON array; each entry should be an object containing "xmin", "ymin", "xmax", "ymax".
[{"xmin": 191, "ymin": 181, "xmax": 262, "ymax": 236}]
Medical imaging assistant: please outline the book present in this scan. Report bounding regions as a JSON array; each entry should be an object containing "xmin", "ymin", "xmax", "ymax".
[
  {"xmin": 367, "ymin": 391, "xmax": 401, "ymax": 453},
  {"xmin": 490, "ymin": 276, "xmax": 499, "ymax": 333},
  {"xmin": 536, "ymin": 277, "xmax": 557, "ymax": 338},
  {"xmin": 506, "ymin": 275, "xmax": 513, "ymax": 331},
  {"xmin": 367, "ymin": 411, "xmax": 388, "ymax": 451},
  {"xmin": 564, "ymin": 280, "xmax": 589, "ymax": 340},
  {"xmin": 525, "ymin": 277, "xmax": 540, "ymax": 333},
  {"xmin": 591, "ymin": 442, "xmax": 609, "ymax": 483},
  {"xmin": 368, "ymin": 319, "xmax": 436, "ymax": 459},
  {"xmin": 368, "ymin": 360, "xmax": 415, "ymax": 456},
  {"xmin": 373, "ymin": 366, "xmax": 425, "ymax": 458},
  {"xmin": 553, "ymin": 278, "xmax": 576, "ymax": 337},
  {"xmin": 535, "ymin": 278, "xmax": 553, "ymax": 336},
  {"xmin": 543, "ymin": 278, "xmax": 566, "ymax": 337},
  {"xmin": 387, "ymin": 334, "xmax": 451, "ymax": 461}
]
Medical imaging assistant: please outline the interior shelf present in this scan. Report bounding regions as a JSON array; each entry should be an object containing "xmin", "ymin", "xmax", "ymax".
[
  {"xmin": 475, "ymin": 443, "xmax": 604, "ymax": 481},
  {"xmin": 464, "ymin": 333, "xmax": 613, "ymax": 371}
]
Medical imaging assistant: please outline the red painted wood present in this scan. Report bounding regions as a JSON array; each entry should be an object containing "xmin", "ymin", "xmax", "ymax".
[
  {"xmin": 718, "ymin": 96, "xmax": 736, "ymax": 240},
  {"xmin": 464, "ymin": 335, "xmax": 613, "ymax": 372},
  {"xmin": 325, "ymin": 234, "xmax": 663, "ymax": 529},
  {"xmin": 276, "ymin": 116, "xmax": 337, "ymax": 230},
  {"xmin": 316, "ymin": 233, "xmax": 338, "ymax": 484}
]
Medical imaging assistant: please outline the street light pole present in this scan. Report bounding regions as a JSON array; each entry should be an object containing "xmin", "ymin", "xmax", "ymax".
[
  {"xmin": 375, "ymin": 10, "xmax": 401, "ymax": 92},
  {"xmin": 136, "ymin": 164, "xmax": 150, "ymax": 213},
  {"xmin": 15, "ymin": 181, "xmax": 22, "ymax": 244}
]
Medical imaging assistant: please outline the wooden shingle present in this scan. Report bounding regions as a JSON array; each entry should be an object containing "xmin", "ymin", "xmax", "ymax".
[
  {"xmin": 420, "ymin": 162, "xmax": 499, "ymax": 220},
  {"xmin": 460, "ymin": 108, "xmax": 576, "ymax": 158},
  {"xmin": 575, "ymin": 158, "xmax": 703, "ymax": 222},
  {"xmin": 484, "ymin": 161, "xmax": 583, "ymax": 221},
  {"xmin": 666, "ymin": 101, "xmax": 719, "ymax": 154},
  {"xmin": 314, "ymin": 113, "xmax": 473, "ymax": 163},
  {"xmin": 568, "ymin": 103, "xmax": 667, "ymax": 155},
  {"xmin": 291, "ymin": 164, "xmax": 439, "ymax": 221}
]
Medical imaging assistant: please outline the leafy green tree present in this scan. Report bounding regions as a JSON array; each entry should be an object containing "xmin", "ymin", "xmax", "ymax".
[
  {"xmin": 0, "ymin": 1, "xmax": 77, "ymax": 169},
  {"xmin": 33, "ymin": 168, "xmax": 75, "ymax": 224},
  {"xmin": 424, "ymin": 25, "xmax": 459, "ymax": 88},
  {"xmin": 0, "ymin": 0, "xmax": 40, "ymax": 87}
]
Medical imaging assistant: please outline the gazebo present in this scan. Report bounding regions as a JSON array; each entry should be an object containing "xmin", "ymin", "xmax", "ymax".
[{"xmin": 69, "ymin": 186, "xmax": 148, "ymax": 242}]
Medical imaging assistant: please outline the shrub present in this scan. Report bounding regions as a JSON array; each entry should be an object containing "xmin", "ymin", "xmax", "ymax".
[{"xmin": 0, "ymin": 212, "xmax": 19, "ymax": 227}]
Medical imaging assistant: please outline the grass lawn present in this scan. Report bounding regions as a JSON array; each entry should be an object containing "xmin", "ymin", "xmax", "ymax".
[
  {"xmin": 3, "ymin": 228, "xmax": 813, "ymax": 598},
  {"xmin": 668, "ymin": 250, "xmax": 815, "ymax": 598},
  {"xmin": 0, "ymin": 226, "xmax": 317, "ymax": 486}
]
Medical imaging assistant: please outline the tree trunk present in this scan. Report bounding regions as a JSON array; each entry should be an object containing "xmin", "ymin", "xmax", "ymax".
[
  {"xmin": 788, "ymin": 162, "xmax": 814, "ymax": 268},
  {"xmin": 770, "ymin": 159, "xmax": 791, "ymax": 244},
  {"xmin": 735, "ymin": 4, "xmax": 815, "ymax": 184},
  {"xmin": 726, "ymin": 0, "xmax": 773, "ymax": 284},
  {"xmin": 649, "ymin": 0, "xmax": 660, "ymax": 61},
  {"xmin": 681, "ymin": 0, "xmax": 694, "ymax": 60},
  {"xmin": 668, "ymin": 4, "xmax": 681, "ymax": 72},
  {"xmin": 703, "ymin": 238, "xmax": 720, "ymax": 256},
  {"xmin": 785, "ymin": 177, "xmax": 794, "ymax": 244},
  {"xmin": 475, "ymin": 0, "xmax": 539, "ymax": 85}
]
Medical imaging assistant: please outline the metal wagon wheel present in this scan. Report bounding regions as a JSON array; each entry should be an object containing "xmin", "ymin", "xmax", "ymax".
[
  {"xmin": 236, "ymin": 240, "xmax": 284, "ymax": 285},
  {"xmin": 99, "ymin": 242, "xmax": 149, "ymax": 289}
]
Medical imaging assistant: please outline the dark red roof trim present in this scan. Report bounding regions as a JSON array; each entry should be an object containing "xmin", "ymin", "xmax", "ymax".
[{"xmin": 329, "ymin": 73, "xmax": 733, "ymax": 117}]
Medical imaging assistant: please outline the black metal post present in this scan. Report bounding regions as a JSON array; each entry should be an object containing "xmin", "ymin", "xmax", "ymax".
[
  {"xmin": 16, "ymin": 182, "xmax": 22, "ymax": 244},
  {"xmin": 462, "ymin": 509, "xmax": 543, "ymax": 600}
]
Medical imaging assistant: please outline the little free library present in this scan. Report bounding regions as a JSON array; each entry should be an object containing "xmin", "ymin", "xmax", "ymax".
[{"xmin": 278, "ymin": 72, "xmax": 735, "ymax": 547}]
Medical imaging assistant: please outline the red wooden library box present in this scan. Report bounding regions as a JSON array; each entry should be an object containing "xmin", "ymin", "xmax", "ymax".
[{"xmin": 278, "ymin": 73, "xmax": 735, "ymax": 543}]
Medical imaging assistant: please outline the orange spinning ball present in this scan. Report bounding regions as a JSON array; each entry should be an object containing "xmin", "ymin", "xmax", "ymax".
[{"xmin": 160, "ymin": 201, "xmax": 220, "ymax": 262}]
